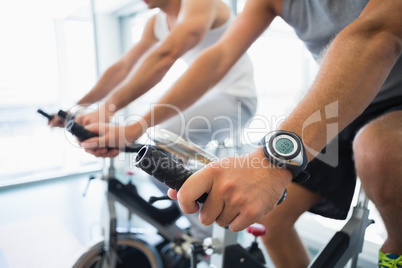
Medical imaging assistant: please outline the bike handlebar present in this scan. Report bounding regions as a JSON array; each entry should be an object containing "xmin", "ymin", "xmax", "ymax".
[
  {"xmin": 64, "ymin": 119, "xmax": 143, "ymax": 153},
  {"xmin": 37, "ymin": 109, "xmax": 55, "ymax": 121},
  {"xmin": 135, "ymin": 145, "xmax": 208, "ymax": 203},
  {"xmin": 37, "ymin": 109, "xmax": 207, "ymax": 202},
  {"xmin": 37, "ymin": 109, "xmax": 142, "ymax": 153},
  {"xmin": 134, "ymin": 144, "xmax": 286, "ymax": 207},
  {"xmin": 37, "ymin": 108, "xmax": 287, "ymax": 205}
]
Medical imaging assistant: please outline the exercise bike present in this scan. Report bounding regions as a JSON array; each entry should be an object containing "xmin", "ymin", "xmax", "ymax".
[
  {"xmin": 38, "ymin": 109, "xmax": 374, "ymax": 268},
  {"xmin": 38, "ymin": 109, "xmax": 268, "ymax": 268}
]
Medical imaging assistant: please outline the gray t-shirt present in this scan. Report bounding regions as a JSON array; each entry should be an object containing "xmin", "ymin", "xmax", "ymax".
[{"xmin": 282, "ymin": 0, "xmax": 402, "ymax": 104}]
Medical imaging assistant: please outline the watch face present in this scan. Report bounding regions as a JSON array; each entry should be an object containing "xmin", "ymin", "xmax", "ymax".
[
  {"xmin": 271, "ymin": 134, "xmax": 299, "ymax": 158},
  {"xmin": 275, "ymin": 137, "xmax": 294, "ymax": 155}
]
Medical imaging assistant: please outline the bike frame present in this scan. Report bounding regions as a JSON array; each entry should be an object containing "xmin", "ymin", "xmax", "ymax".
[
  {"xmin": 38, "ymin": 110, "xmax": 373, "ymax": 268},
  {"xmin": 309, "ymin": 185, "xmax": 374, "ymax": 268}
]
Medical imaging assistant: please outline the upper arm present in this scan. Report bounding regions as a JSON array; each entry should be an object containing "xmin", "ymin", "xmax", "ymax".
[{"xmin": 155, "ymin": 0, "xmax": 218, "ymax": 59}]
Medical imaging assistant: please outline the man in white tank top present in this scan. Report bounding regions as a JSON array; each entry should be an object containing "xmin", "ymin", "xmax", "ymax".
[
  {"xmin": 51, "ymin": 0, "xmax": 256, "ymax": 243},
  {"xmin": 51, "ymin": 0, "xmax": 257, "ymax": 149}
]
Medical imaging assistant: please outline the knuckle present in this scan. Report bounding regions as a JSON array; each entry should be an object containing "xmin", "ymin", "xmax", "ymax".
[
  {"xmin": 215, "ymin": 219, "xmax": 227, "ymax": 227},
  {"xmin": 242, "ymin": 207, "xmax": 258, "ymax": 220},
  {"xmin": 199, "ymin": 212, "xmax": 215, "ymax": 226},
  {"xmin": 231, "ymin": 194, "xmax": 246, "ymax": 208},
  {"xmin": 219, "ymin": 181, "xmax": 236, "ymax": 196},
  {"xmin": 199, "ymin": 216, "xmax": 213, "ymax": 226},
  {"xmin": 228, "ymin": 222, "xmax": 242, "ymax": 233},
  {"xmin": 206, "ymin": 163, "xmax": 220, "ymax": 177}
]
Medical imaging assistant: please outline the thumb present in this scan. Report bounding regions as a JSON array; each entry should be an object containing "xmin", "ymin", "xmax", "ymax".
[
  {"xmin": 80, "ymin": 137, "xmax": 102, "ymax": 149},
  {"xmin": 79, "ymin": 123, "xmax": 106, "ymax": 148}
]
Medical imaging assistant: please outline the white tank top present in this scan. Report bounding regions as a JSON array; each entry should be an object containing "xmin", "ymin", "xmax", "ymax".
[{"xmin": 153, "ymin": 5, "xmax": 256, "ymax": 98}]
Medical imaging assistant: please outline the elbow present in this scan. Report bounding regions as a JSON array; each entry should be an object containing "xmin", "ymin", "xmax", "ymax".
[
  {"xmin": 148, "ymin": 46, "xmax": 181, "ymax": 74},
  {"xmin": 373, "ymin": 30, "xmax": 402, "ymax": 61},
  {"xmin": 161, "ymin": 30, "xmax": 204, "ymax": 61},
  {"xmin": 104, "ymin": 61, "xmax": 131, "ymax": 80},
  {"xmin": 154, "ymin": 43, "xmax": 188, "ymax": 68},
  {"xmin": 113, "ymin": 58, "xmax": 135, "ymax": 76},
  {"xmin": 160, "ymin": 50, "xmax": 179, "ymax": 68},
  {"xmin": 351, "ymin": 17, "xmax": 402, "ymax": 61},
  {"xmin": 205, "ymin": 45, "xmax": 233, "ymax": 84}
]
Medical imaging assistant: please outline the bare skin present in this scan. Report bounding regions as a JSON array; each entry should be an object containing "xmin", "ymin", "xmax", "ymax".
[
  {"xmin": 353, "ymin": 110, "xmax": 402, "ymax": 255},
  {"xmin": 165, "ymin": 0, "xmax": 401, "ymax": 265},
  {"xmin": 49, "ymin": 0, "xmax": 230, "ymax": 129},
  {"xmin": 258, "ymin": 183, "xmax": 322, "ymax": 268},
  {"xmin": 82, "ymin": 0, "xmax": 402, "ymax": 265}
]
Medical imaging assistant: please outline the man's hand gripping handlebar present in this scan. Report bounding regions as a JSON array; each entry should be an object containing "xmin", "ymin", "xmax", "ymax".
[
  {"xmin": 37, "ymin": 109, "xmax": 142, "ymax": 153},
  {"xmin": 37, "ymin": 108, "xmax": 287, "ymax": 205}
]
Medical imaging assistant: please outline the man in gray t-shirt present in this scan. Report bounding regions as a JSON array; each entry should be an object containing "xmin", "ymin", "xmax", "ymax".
[
  {"xmin": 80, "ymin": 0, "xmax": 402, "ymax": 266},
  {"xmin": 150, "ymin": 0, "xmax": 401, "ymax": 267}
]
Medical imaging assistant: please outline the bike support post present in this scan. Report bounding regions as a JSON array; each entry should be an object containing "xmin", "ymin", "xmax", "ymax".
[{"xmin": 309, "ymin": 186, "xmax": 374, "ymax": 268}]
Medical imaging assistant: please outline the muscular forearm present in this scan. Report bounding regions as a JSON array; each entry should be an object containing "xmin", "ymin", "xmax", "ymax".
[{"xmin": 280, "ymin": 17, "xmax": 401, "ymax": 161}]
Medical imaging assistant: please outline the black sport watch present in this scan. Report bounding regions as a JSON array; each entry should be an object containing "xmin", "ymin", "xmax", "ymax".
[{"xmin": 259, "ymin": 130, "xmax": 310, "ymax": 183}]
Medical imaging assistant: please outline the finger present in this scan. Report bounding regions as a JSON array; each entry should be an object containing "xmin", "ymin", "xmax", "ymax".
[
  {"xmin": 81, "ymin": 137, "xmax": 101, "ymax": 149},
  {"xmin": 94, "ymin": 148, "xmax": 110, "ymax": 157},
  {"xmin": 214, "ymin": 205, "xmax": 240, "ymax": 227},
  {"xmin": 177, "ymin": 189, "xmax": 200, "ymax": 214},
  {"xmin": 83, "ymin": 116, "xmax": 93, "ymax": 126},
  {"xmin": 198, "ymin": 186, "xmax": 225, "ymax": 226},
  {"xmin": 75, "ymin": 115, "xmax": 84, "ymax": 125},
  {"xmin": 48, "ymin": 116, "xmax": 64, "ymax": 128},
  {"xmin": 56, "ymin": 119, "xmax": 65, "ymax": 127},
  {"xmin": 84, "ymin": 148, "xmax": 96, "ymax": 154},
  {"xmin": 84, "ymin": 147, "xmax": 119, "ymax": 158},
  {"xmin": 177, "ymin": 166, "xmax": 214, "ymax": 214},
  {"xmin": 228, "ymin": 212, "xmax": 260, "ymax": 233},
  {"xmin": 85, "ymin": 147, "xmax": 106, "ymax": 157},
  {"xmin": 167, "ymin": 189, "xmax": 178, "ymax": 200},
  {"xmin": 103, "ymin": 149, "xmax": 120, "ymax": 158},
  {"xmin": 83, "ymin": 123, "xmax": 101, "ymax": 135}
]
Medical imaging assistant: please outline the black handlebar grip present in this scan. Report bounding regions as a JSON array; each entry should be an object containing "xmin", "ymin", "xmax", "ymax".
[
  {"xmin": 135, "ymin": 145, "xmax": 208, "ymax": 203},
  {"xmin": 123, "ymin": 143, "xmax": 145, "ymax": 153},
  {"xmin": 64, "ymin": 119, "xmax": 144, "ymax": 152},
  {"xmin": 57, "ymin": 110, "xmax": 75, "ymax": 121},
  {"xmin": 65, "ymin": 120, "xmax": 97, "ymax": 141},
  {"xmin": 38, "ymin": 109, "xmax": 142, "ymax": 151},
  {"xmin": 37, "ymin": 109, "xmax": 54, "ymax": 121}
]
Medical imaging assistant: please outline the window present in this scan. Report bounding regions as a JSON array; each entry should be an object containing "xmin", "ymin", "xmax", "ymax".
[
  {"xmin": 245, "ymin": 17, "xmax": 319, "ymax": 143},
  {"xmin": 0, "ymin": 0, "xmax": 101, "ymax": 186}
]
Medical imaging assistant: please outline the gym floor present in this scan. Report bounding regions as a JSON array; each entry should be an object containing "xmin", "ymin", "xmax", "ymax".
[{"xmin": 0, "ymin": 173, "xmax": 104, "ymax": 267}]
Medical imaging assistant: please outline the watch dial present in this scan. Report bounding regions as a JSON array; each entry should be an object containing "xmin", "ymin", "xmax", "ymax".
[{"xmin": 275, "ymin": 138, "xmax": 294, "ymax": 155}]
